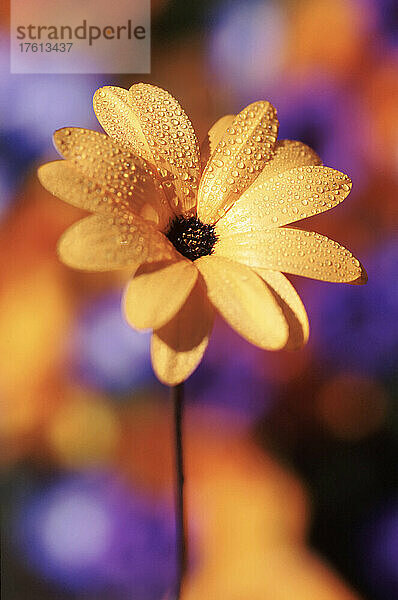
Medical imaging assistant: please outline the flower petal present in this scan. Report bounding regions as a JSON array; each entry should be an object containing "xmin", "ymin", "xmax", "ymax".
[
  {"xmin": 58, "ymin": 215, "xmax": 177, "ymax": 271},
  {"xmin": 200, "ymin": 114, "xmax": 235, "ymax": 168},
  {"xmin": 197, "ymin": 100, "xmax": 279, "ymax": 224},
  {"xmin": 93, "ymin": 86, "xmax": 153, "ymax": 162},
  {"xmin": 215, "ymin": 228, "xmax": 366, "ymax": 283},
  {"xmin": 255, "ymin": 269, "xmax": 309, "ymax": 349},
  {"xmin": 151, "ymin": 279, "xmax": 214, "ymax": 385},
  {"xmin": 216, "ymin": 166, "xmax": 351, "ymax": 236},
  {"xmin": 250, "ymin": 139, "xmax": 322, "ymax": 185},
  {"xmin": 38, "ymin": 160, "xmax": 102, "ymax": 213},
  {"xmin": 52, "ymin": 127, "xmax": 172, "ymax": 229},
  {"xmin": 38, "ymin": 159, "xmax": 171, "ymax": 231},
  {"xmin": 123, "ymin": 260, "xmax": 198, "ymax": 330},
  {"xmin": 195, "ymin": 256, "xmax": 288, "ymax": 350},
  {"xmin": 93, "ymin": 84, "xmax": 201, "ymax": 215}
]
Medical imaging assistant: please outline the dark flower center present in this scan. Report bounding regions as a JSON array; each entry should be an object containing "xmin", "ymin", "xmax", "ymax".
[{"xmin": 166, "ymin": 216, "xmax": 218, "ymax": 261}]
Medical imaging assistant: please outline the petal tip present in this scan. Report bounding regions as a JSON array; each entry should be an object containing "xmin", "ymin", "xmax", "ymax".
[
  {"xmin": 285, "ymin": 328, "xmax": 310, "ymax": 351},
  {"xmin": 93, "ymin": 85, "xmax": 109, "ymax": 102},
  {"xmin": 52, "ymin": 127, "xmax": 75, "ymax": 156},
  {"xmin": 37, "ymin": 162, "xmax": 48, "ymax": 186},
  {"xmin": 37, "ymin": 160, "xmax": 60, "ymax": 191},
  {"xmin": 150, "ymin": 334, "xmax": 200, "ymax": 386},
  {"xmin": 350, "ymin": 262, "xmax": 368, "ymax": 285},
  {"xmin": 151, "ymin": 362, "xmax": 188, "ymax": 387},
  {"xmin": 93, "ymin": 85, "xmax": 127, "ymax": 114}
]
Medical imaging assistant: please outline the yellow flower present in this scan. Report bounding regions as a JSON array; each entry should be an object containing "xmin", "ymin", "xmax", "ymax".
[{"xmin": 38, "ymin": 83, "xmax": 366, "ymax": 385}]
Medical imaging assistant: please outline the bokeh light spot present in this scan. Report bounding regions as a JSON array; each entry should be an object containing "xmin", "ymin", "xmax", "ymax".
[
  {"xmin": 47, "ymin": 389, "xmax": 120, "ymax": 468},
  {"xmin": 316, "ymin": 373, "xmax": 387, "ymax": 440},
  {"xmin": 41, "ymin": 492, "xmax": 111, "ymax": 568}
]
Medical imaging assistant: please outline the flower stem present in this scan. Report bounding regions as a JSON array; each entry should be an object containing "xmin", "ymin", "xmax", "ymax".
[{"xmin": 172, "ymin": 382, "xmax": 186, "ymax": 599}]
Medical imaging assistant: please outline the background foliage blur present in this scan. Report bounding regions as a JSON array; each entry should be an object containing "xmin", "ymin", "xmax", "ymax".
[{"xmin": 1, "ymin": 1, "xmax": 397, "ymax": 598}]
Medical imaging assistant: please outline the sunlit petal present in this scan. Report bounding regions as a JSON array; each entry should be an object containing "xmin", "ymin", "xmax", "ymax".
[
  {"xmin": 52, "ymin": 127, "xmax": 172, "ymax": 229},
  {"xmin": 255, "ymin": 269, "xmax": 309, "ymax": 349},
  {"xmin": 58, "ymin": 215, "xmax": 177, "ymax": 271},
  {"xmin": 215, "ymin": 228, "xmax": 366, "ymax": 283},
  {"xmin": 197, "ymin": 101, "xmax": 279, "ymax": 224},
  {"xmin": 201, "ymin": 114, "xmax": 235, "ymax": 168},
  {"xmin": 38, "ymin": 160, "xmax": 104, "ymax": 213},
  {"xmin": 251, "ymin": 139, "xmax": 322, "ymax": 184},
  {"xmin": 216, "ymin": 166, "xmax": 351, "ymax": 236},
  {"xmin": 93, "ymin": 86, "xmax": 152, "ymax": 162},
  {"xmin": 123, "ymin": 260, "xmax": 198, "ymax": 330},
  {"xmin": 93, "ymin": 84, "xmax": 201, "ymax": 215},
  {"xmin": 151, "ymin": 279, "xmax": 214, "ymax": 385},
  {"xmin": 195, "ymin": 256, "xmax": 288, "ymax": 349}
]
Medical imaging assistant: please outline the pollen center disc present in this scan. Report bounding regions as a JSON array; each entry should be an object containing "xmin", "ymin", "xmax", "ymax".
[{"xmin": 166, "ymin": 216, "xmax": 218, "ymax": 261}]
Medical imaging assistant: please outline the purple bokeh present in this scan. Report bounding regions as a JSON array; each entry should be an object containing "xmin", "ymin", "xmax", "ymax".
[
  {"xmin": 359, "ymin": 499, "xmax": 398, "ymax": 598},
  {"xmin": 273, "ymin": 78, "xmax": 368, "ymax": 190},
  {"xmin": 0, "ymin": 30, "xmax": 107, "ymax": 218},
  {"xmin": 307, "ymin": 238, "xmax": 398, "ymax": 380},
  {"xmin": 190, "ymin": 320, "xmax": 274, "ymax": 428},
  {"xmin": 16, "ymin": 472, "xmax": 176, "ymax": 598},
  {"xmin": 70, "ymin": 291, "xmax": 155, "ymax": 395}
]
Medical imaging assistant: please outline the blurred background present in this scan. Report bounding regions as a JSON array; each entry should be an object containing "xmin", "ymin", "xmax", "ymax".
[{"xmin": 1, "ymin": 0, "xmax": 397, "ymax": 598}]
